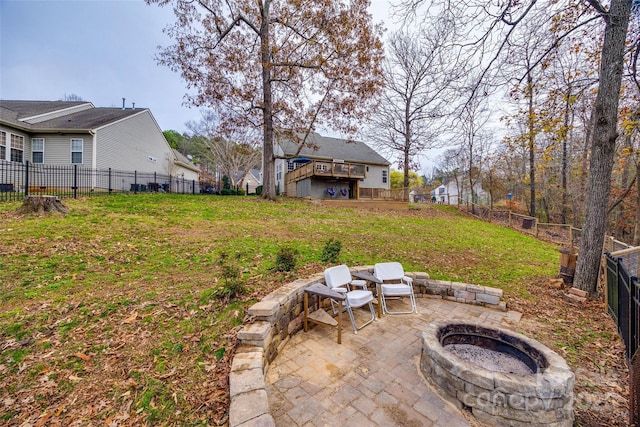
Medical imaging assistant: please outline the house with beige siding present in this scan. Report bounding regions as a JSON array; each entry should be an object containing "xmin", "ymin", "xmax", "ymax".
[
  {"xmin": 275, "ymin": 132, "xmax": 391, "ymax": 200},
  {"xmin": 0, "ymin": 100, "xmax": 199, "ymax": 189}
]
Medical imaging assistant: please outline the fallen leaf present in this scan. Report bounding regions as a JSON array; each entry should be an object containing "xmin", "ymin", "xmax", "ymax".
[
  {"xmin": 123, "ymin": 311, "xmax": 138, "ymax": 324},
  {"xmin": 74, "ymin": 352, "xmax": 90, "ymax": 362}
]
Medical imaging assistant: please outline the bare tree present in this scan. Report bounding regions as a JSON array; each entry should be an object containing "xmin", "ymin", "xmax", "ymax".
[
  {"xmin": 454, "ymin": 81, "xmax": 493, "ymax": 210},
  {"xmin": 402, "ymin": 0, "xmax": 635, "ymax": 294},
  {"xmin": 366, "ymin": 16, "xmax": 463, "ymax": 188},
  {"xmin": 186, "ymin": 111, "xmax": 261, "ymax": 188},
  {"xmin": 147, "ymin": 0, "xmax": 384, "ymax": 200}
]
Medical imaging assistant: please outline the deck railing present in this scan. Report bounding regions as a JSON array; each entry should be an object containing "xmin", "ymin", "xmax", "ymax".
[{"xmin": 286, "ymin": 160, "xmax": 366, "ymax": 181}]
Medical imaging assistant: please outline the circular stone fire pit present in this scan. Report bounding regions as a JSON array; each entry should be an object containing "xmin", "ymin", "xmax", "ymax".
[{"xmin": 420, "ymin": 320, "xmax": 575, "ymax": 426}]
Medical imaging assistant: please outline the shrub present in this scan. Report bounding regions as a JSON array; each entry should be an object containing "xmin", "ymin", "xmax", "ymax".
[
  {"xmin": 275, "ymin": 246, "xmax": 298, "ymax": 272},
  {"xmin": 213, "ymin": 252, "xmax": 246, "ymax": 300},
  {"xmin": 321, "ymin": 238, "xmax": 342, "ymax": 264},
  {"xmin": 255, "ymin": 185, "xmax": 263, "ymax": 195}
]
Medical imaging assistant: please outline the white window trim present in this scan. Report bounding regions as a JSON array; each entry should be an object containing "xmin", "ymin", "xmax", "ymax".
[
  {"xmin": 32, "ymin": 138, "xmax": 45, "ymax": 163},
  {"xmin": 0, "ymin": 131, "xmax": 6, "ymax": 161},
  {"xmin": 71, "ymin": 138, "xmax": 84, "ymax": 164},
  {"xmin": 10, "ymin": 134, "xmax": 25, "ymax": 163}
]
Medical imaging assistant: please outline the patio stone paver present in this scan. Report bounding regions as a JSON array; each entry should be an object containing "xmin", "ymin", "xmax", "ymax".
[{"xmin": 266, "ymin": 297, "xmax": 522, "ymax": 426}]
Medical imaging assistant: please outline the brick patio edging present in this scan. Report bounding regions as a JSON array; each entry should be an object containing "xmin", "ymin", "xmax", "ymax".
[{"xmin": 229, "ymin": 266, "xmax": 506, "ymax": 427}]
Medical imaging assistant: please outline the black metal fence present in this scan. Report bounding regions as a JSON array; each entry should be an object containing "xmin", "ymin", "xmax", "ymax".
[
  {"xmin": 0, "ymin": 160, "xmax": 203, "ymax": 202},
  {"xmin": 605, "ymin": 252, "xmax": 639, "ymax": 425}
]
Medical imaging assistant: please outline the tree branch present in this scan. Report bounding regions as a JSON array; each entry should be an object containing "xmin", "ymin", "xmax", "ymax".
[
  {"xmin": 607, "ymin": 172, "xmax": 637, "ymax": 215},
  {"xmin": 584, "ymin": 0, "xmax": 609, "ymax": 18}
]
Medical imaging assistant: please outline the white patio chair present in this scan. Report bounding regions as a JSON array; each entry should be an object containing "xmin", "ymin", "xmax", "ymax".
[
  {"xmin": 374, "ymin": 262, "xmax": 417, "ymax": 315},
  {"xmin": 324, "ymin": 265, "xmax": 376, "ymax": 334}
]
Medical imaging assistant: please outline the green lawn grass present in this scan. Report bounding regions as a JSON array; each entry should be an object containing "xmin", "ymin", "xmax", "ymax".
[{"xmin": 0, "ymin": 194, "xmax": 560, "ymax": 425}]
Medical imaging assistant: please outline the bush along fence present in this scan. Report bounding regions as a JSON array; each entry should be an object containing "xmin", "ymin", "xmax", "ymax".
[
  {"xmin": 605, "ymin": 251, "xmax": 639, "ymax": 426},
  {"xmin": 0, "ymin": 160, "xmax": 205, "ymax": 202}
]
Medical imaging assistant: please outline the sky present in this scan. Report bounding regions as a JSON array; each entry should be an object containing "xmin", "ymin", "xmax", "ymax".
[{"xmin": 0, "ymin": 0, "xmax": 393, "ymax": 135}]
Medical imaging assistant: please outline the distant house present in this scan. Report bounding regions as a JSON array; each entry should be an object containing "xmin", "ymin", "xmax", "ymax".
[
  {"xmin": 0, "ymin": 100, "xmax": 199, "ymax": 185},
  {"xmin": 274, "ymin": 132, "xmax": 390, "ymax": 199},
  {"xmin": 240, "ymin": 169, "xmax": 262, "ymax": 194},
  {"xmin": 431, "ymin": 178, "xmax": 488, "ymax": 205}
]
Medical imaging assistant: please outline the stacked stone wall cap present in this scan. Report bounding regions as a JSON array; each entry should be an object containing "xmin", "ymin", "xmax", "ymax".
[
  {"xmin": 465, "ymin": 283, "xmax": 484, "ymax": 292},
  {"xmin": 238, "ymin": 321, "xmax": 271, "ymax": 342},
  {"xmin": 248, "ymin": 300, "xmax": 280, "ymax": 318},
  {"xmin": 483, "ymin": 286, "xmax": 504, "ymax": 297},
  {"xmin": 451, "ymin": 282, "xmax": 468, "ymax": 291},
  {"xmin": 232, "ymin": 350, "xmax": 263, "ymax": 372},
  {"xmin": 430, "ymin": 279, "xmax": 452, "ymax": 288}
]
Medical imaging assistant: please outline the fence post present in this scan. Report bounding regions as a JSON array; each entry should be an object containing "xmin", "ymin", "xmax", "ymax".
[
  {"xmin": 25, "ymin": 161, "xmax": 30, "ymax": 197},
  {"xmin": 192, "ymin": 179, "xmax": 196, "ymax": 195},
  {"xmin": 108, "ymin": 168, "xmax": 112, "ymax": 193},
  {"xmin": 73, "ymin": 164, "xmax": 78, "ymax": 199},
  {"xmin": 508, "ymin": 211, "xmax": 512, "ymax": 228},
  {"xmin": 169, "ymin": 174, "xmax": 172, "ymax": 193},
  {"xmin": 134, "ymin": 171, "xmax": 138, "ymax": 194},
  {"xmin": 569, "ymin": 227, "xmax": 574, "ymax": 248}
]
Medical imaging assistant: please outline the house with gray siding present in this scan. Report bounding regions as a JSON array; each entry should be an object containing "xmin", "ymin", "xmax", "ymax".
[
  {"xmin": 0, "ymin": 100, "xmax": 199, "ymax": 191},
  {"xmin": 275, "ymin": 132, "xmax": 390, "ymax": 200}
]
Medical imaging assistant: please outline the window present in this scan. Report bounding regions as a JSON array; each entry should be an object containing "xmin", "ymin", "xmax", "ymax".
[
  {"xmin": 32, "ymin": 138, "xmax": 44, "ymax": 163},
  {"xmin": 382, "ymin": 170, "xmax": 388, "ymax": 184},
  {"xmin": 0, "ymin": 131, "xmax": 5, "ymax": 160},
  {"xmin": 287, "ymin": 162, "xmax": 296, "ymax": 172},
  {"xmin": 71, "ymin": 138, "xmax": 83, "ymax": 164},
  {"xmin": 276, "ymin": 163, "xmax": 282, "ymax": 181},
  {"xmin": 10, "ymin": 134, "xmax": 24, "ymax": 162},
  {"xmin": 438, "ymin": 187, "xmax": 445, "ymax": 194}
]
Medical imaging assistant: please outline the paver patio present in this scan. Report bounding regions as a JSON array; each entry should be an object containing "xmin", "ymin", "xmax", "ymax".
[{"xmin": 265, "ymin": 297, "xmax": 522, "ymax": 426}]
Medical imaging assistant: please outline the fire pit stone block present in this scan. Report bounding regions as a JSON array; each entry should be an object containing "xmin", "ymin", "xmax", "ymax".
[{"xmin": 420, "ymin": 320, "xmax": 574, "ymax": 426}]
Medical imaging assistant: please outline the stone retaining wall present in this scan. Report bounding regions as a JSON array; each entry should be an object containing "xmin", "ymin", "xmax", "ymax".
[{"xmin": 229, "ymin": 266, "xmax": 506, "ymax": 427}]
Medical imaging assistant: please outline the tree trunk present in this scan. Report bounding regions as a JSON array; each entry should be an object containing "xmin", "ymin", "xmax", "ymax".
[
  {"xmin": 527, "ymin": 73, "xmax": 536, "ymax": 217},
  {"xmin": 574, "ymin": 0, "xmax": 633, "ymax": 295},
  {"xmin": 260, "ymin": 0, "xmax": 276, "ymax": 201},
  {"xmin": 16, "ymin": 195, "xmax": 69, "ymax": 215},
  {"xmin": 561, "ymin": 86, "xmax": 571, "ymax": 225},
  {"xmin": 635, "ymin": 160, "xmax": 640, "ymax": 246}
]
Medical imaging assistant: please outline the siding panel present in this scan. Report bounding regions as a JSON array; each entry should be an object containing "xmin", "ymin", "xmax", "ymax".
[{"xmin": 96, "ymin": 110, "xmax": 173, "ymax": 174}]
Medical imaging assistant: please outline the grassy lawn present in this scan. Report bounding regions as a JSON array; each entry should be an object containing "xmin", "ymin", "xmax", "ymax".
[{"xmin": 0, "ymin": 194, "xmax": 625, "ymax": 425}]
